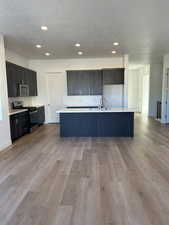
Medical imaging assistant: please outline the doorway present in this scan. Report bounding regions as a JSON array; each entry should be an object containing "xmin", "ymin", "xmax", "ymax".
[
  {"xmin": 142, "ymin": 74, "xmax": 150, "ymax": 116},
  {"xmin": 47, "ymin": 72, "xmax": 66, "ymax": 123}
]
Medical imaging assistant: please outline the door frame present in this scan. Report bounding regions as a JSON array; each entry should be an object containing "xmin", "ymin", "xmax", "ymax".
[
  {"xmin": 141, "ymin": 74, "xmax": 150, "ymax": 116},
  {"xmin": 46, "ymin": 72, "xmax": 65, "ymax": 124},
  {"xmin": 165, "ymin": 68, "xmax": 169, "ymax": 123}
]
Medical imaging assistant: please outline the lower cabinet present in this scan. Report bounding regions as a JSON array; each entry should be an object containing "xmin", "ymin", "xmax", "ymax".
[
  {"xmin": 60, "ymin": 112, "xmax": 134, "ymax": 137},
  {"xmin": 10, "ymin": 112, "xmax": 29, "ymax": 142},
  {"xmin": 60, "ymin": 113, "xmax": 97, "ymax": 137},
  {"xmin": 37, "ymin": 106, "xmax": 45, "ymax": 125},
  {"xmin": 10, "ymin": 106, "xmax": 45, "ymax": 142},
  {"xmin": 97, "ymin": 113, "xmax": 133, "ymax": 137}
]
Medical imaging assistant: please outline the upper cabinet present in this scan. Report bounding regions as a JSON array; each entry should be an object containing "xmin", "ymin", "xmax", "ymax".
[
  {"xmin": 102, "ymin": 68, "xmax": 124, "ymax": 85},
  {"xmin": 24, "ymin": 68, "xmax": 38, "ymax": 96},
  {"xmin": 6, "ymin": 61, "xmax": 38, "ymax": 97},
  {"xmin": 67, "ymin": 70, "xmax": 102, "ymax": 96},
  {"xmin": 89, "ymin": 70, "xmax": 103, "ymax": 95},
  {"xmin": 6, "ymin": 62, "xmax": 18, "ymax": 97}
]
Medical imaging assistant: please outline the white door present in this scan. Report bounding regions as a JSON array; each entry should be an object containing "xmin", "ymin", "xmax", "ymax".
[{"xmin": 47, "ymin": 73, "xmax": 66, "ymax": 123}]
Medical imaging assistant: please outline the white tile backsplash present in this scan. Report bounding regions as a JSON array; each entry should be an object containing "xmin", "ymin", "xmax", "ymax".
[
  {"xmin": 8, "ymin": 97, "xmax": 34, "ymax": 109},
  {"xmin": 63, "ymin": 95, "xmax": 102, "ymax": 107}
]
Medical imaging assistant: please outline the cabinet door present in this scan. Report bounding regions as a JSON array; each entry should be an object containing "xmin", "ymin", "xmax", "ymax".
[
  {"xmin": 10, "ymin": 112, "xmax": 29, "ymax": 142},
  {"xmin": 97, "ymin": 112, "xmax": 133, "ymax": 137},
  {"xmin": 6, "ymin": 62, "xmax": 16, "ymax": 97},
  {"xmin": 6, "ymin": 61, "xmax": 37, "ymax": 97},
  {"xmin": 67, "ymin": 71, "xmax": 78, "ymax": 95},
  {"xmin": 29, "ymin": 70, "xmax": 38, "ymax": 96},
  {"xmin": 38, "ymin": 106, "xmax": 45, "ymax": 124},
  {"xmin": 24, "ymin": 68, "xmax": 37, "ymax": 96},
  {"xmin": 78, "ymin": 71, "xmax": 90, "ymax": 95},
  {"xmin": 6, "ymin": 62, "xmax": 22, "ymax": 97},
  {"xmin": 6, "ymin": 62, "xmax": 26, "ymax": 97},
  {"xmin": 90, "ymin": 70, "xmax": 103, "ymax": 95},
  {"xmin": 60, "ymin": 113, "xmax": 98, "ymax": 137},
  {"xmin": 18, "ymin": 112, "xmax": 29, "ymax": 136},
  {"xmin": 67, "ymin": 70, "xmax": 101, "ymax": 96},
  {"xmin": 10, "ymin": 115, "xmax": 18, "ymax": 141},
  {"xmin": 22, "ymin": 67, "xmax": 30, "ymax": 85},
  {"xmin": 67, "ymin": 71, "xmax": 90, "ymax": 95},
  {"xmin": 102, "ymin": 68, "xmax": 124, "ymax": 84}
]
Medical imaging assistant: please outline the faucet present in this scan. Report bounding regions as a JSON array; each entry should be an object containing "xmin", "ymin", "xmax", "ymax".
[{"xmin": 98, "ymin": 97, "xmax": 103, "ymax": 110}]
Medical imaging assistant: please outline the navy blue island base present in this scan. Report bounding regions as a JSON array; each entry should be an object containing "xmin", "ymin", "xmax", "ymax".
[{"xmin": 60, "ymin": 112, "xmax": 134, "ymax": 137}]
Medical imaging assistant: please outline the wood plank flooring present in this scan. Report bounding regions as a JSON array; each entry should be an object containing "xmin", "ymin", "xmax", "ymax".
[{"xmin": 1, "ymin": 114, "xmax": 169, "ymax": 225}]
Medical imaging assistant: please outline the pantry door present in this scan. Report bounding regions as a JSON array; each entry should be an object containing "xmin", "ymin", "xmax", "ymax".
[{"xmin": 47, "ymin": 72, "xmax": 66, "ymax": 123}]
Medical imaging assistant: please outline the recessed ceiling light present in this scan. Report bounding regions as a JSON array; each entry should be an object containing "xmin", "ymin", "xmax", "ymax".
[
  {"xmin": 75, "ymin": 43, "xmax": 80, "ymax": 47},
  {"xmin": 45, "ymin": 52, "xmax": 51, "ymax": 56},
  {"xmin": 41, "ymin": 26, "xmax": 48, "ymax": 31},
  {"xmin": 36, "ymin": 44, "xmax": 42, "ymax": 48},
  {"xmin": 113, "ymin": 42, "xmax": 119, "ymax": 46},
  {"xmin": 78, "ymin": 51, "xmax": 83, "ymax": 55},
  {"xmin": 112, "ymin": 50, "xmax": 117, "ymax": 54}
]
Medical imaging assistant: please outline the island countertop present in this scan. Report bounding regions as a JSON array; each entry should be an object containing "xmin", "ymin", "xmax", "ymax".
[{"xmin": 57, "ymin": 107, "xmax": 136, "ymax": 113}]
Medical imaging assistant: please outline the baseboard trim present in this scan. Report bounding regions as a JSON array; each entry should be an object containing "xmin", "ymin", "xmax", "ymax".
[{"xmin": 0, "ymin": 140, "xmax": 12, "ymax": 152}]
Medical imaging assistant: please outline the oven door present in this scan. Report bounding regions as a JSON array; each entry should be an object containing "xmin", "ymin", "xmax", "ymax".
[
  {"xmin": 29, "ymin": 110, "xmax": 38, "ymax": 126},
  {"xmin": 19, "ymin": 84, "xmax": 29, "ymax": 97}
]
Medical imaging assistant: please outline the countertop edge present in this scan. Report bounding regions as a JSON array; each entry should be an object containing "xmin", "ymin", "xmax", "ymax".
[
  {"xmin": 57, "ymin": 109, "xmax": 136, "ymax": 113},
  {"xmin": 9, "ymin": 109, "xmax": 28, "ymax": 116}
]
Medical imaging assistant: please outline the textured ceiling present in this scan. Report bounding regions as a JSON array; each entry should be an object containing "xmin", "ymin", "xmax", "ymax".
[{"xmin": 0, "ymin": 0, "xmax": 168, "ymax": 63}]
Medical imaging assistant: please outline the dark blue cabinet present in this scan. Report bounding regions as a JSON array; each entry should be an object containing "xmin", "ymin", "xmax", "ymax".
[
  {"xmin": 6, "ymin": 61, "xmax": 37, "ymax": 97},
  {"xmin": 60, "ymin": 113, "xmax": 97, "ymax": 137},
  {"xmin": 60, "ymin": 112, "xmax": 134, "ymax": 137},
  {"xmin": 10, "ymin": 111, "xmax": 29, "ymax": 142},
  {"xmin": 37, "ymin": 106, "xmax": 45, "ymax": 125},
  {"xmin": 102, "ymin": 68, "xmax": 124, "ymax": 85},
  {"xmin": 67, "ymin": 70, "xmax": 102, "ymax": 96},
  {"xmin": 97, "ymin": 112, "xmax": 133, "ymax": 137}
]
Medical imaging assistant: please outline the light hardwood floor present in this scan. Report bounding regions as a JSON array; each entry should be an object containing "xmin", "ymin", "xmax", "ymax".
[{"xmin": 1, "ymin": 114, "xmax": 169, "ymax": 225}]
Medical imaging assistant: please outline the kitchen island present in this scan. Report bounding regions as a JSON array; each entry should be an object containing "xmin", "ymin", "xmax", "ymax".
[{"xmin": 58, "ymin": 108, "xmax": 135, "ymax": 137}]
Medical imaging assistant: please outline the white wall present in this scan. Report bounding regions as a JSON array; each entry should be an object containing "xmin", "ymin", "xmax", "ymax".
[
  {"xmin": 128, "ymin": 65, "xmax": 150, "ymax": 114},
  {"xmin": 139, "ymin": 66, "xmax": 150, "ymax": 116},
  {"xmin": 162, "ymin": 55, "xmax": 169, "ymax": 123},
  {"xmin": 0, "ymin": 46, "xmax": 34, "ymax": 151},
  {"xmin": 142, "ymin": 74, "xmax": 150, "ymax": 115},
  {"xmin": 128, "ymin": 69, "xmax": 140, "ymax": 111},
  {"xmin": 0, "ymin": 36, "xmax": 11, "ymax": 151},
  {"xmin": 29, "ymin": 56, "xmax": 128, "ymax": 122},
  {"xmin": 5, "ymin": 49, "xmax": 29, "ymax": 68},
  {"xmin": 149, "ymin": 64, "xmax": 163, "ymax": 118},
  {"xmin": 123, "ymin": 55, "xmax": 129, "ymax": 107}
]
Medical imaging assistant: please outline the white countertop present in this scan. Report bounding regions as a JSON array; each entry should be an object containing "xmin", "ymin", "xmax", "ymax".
[
  {"xmin": 24, "ymin": 105, "xmax": 44, "ymax": 108},
  {"xmin": 57, "ymin": 107, "xmax": 136, "ymax": 113},
  {"xmin": 9, "ymin": 109, "xmax": 28, "ymax": 116}
]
